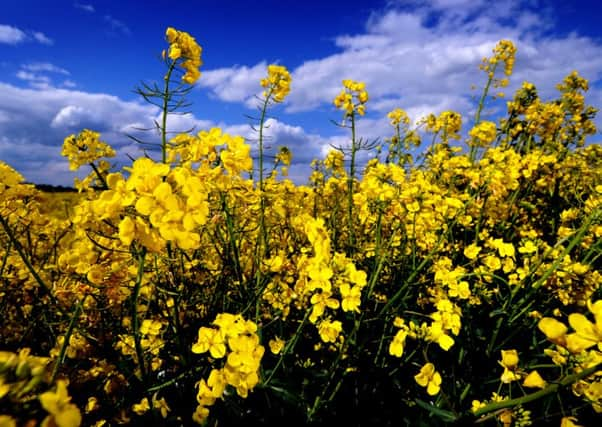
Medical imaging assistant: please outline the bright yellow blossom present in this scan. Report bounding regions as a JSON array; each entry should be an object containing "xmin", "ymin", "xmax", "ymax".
[
  {"xmin": 523, "ymin": 370, "xmax": 546, "ymax": 388},
  {"xmin": 261, "ymin": 64, "xmax": 292, "ymax": 102},
  {"xmin": 414, "ymin": 363, "xmax": 442, "ymax": 396}
]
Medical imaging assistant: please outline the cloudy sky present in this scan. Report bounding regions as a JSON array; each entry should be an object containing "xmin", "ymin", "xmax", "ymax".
[{"xmin": 2, "ymin": 0, "xmax": 602, "ymax": 186}]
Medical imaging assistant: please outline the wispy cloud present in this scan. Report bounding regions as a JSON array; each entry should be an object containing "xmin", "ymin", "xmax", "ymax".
[
  {"xmin": 31, "ymin": 31, "xmax": 53, "ymax": 45},
  {"xmin": 0, "ymin": 24, "xmax": 26, "ymax": 44},
  {"xmin": 73, "ymin": 2, "xmax": 95, "ymax": 13},
  {"xmin": 62, "ymin": 80, "xmax": 77, "ymax": 88},
  {"xmin": 104, "ymin": 15, "xmax": 131, "ymax": 36},
  {"xmin": 0, "ymin": 25, "xmax": 53, "ymax": 45},
  {"xmin": 22, "ymin": 62, "xmax": 70, "ymax": 75},
  {"xmin": 16, "ymin": 70, "xmax": 52, "ymax": 89},
  {"xmin": 16, "ymin": 63, "xmax": 71, "ymax": 89}
]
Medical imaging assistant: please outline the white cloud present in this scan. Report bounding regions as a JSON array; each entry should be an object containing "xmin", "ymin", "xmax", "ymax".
[
  {"xmin": 51, "ymin": 105, "xmax": 96, "ymax": 128},
  {"xmin": 198, "ymin": 62, "xmax": 267, "ymax": 107},
  {"xmin": 62, "ymin": 80, "xmax": 77, "ymax": 88},
  {"xmin": 32, "ymin": 31, "xmax": 53, "ymax": 45},
  {"xmin": 16, "ymin": 70, "xmax": 52, "ymax": 89},
  {"xmin": 104, "ymin": 15, "xmax": 131, "ymax": 36},
  {"xmin": 0, "ymin": 83, "xmax": 167, "ymax": 185},
  {"xmin": 0, "ymin": 25, "xmax": 53, "ymax": 45},
  {"xmin": 22, "ymin": 62, "xmax": 70, "ymax": 75},
  {"xmin": 74, "ymin": 2, "xmax": 95, "ymax": 13},
  {"xmin": 16, "ymin": 63, "xmax": 72, "ymax": 89},
  {"xmin": 0, "ymin": 24, "xmax": 26, "ymax": 44},
  {"xmin": 197, "ymin": 1, "xmax": 602, "ymax": 131}
]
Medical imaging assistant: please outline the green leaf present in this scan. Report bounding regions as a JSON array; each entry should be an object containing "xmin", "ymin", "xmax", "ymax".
[{"xmin": 415, "ymin": 399, "xmax": 457, "ymax": 422}]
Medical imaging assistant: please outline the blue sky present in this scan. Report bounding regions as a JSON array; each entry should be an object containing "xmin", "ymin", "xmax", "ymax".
[{"xmin": 1, "ymin": 0, "xmax": 602, "ymax": 186}]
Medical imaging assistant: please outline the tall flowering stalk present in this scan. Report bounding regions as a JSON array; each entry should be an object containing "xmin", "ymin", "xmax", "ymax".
[
  {"xmin": 256, "ymin": 65, "xmax": 292, "ymax": 254},
  {"xmin": 133, "ymin": 27, "xmax": 202, "ymax": 164},
  {"xmin": 471, "ymin": 39, "xmax": 516, "ymax": 161},
  {"xmin": 333, "ymin": 79, "xmax": 369, "ymax": 253}
]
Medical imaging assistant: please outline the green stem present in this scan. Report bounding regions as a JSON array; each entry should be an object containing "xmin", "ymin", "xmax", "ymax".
[
  {"xmin": 0, "ymin": 213, "xmax": 61, "ymax": 311},
  {"xmin": 51, "ymin": 296, "xmax": 86, "ymax": 382},
  {"xmin": 473, "ymin": 362, "xmax": 602, "ymax": 418},
  {"xmin": 471, "ymin": 62, "xmax": 498, "ymax": 162},
  {"xmin": 263, "ymin": 309, "xmax": 311, "ymax": 386},
  {"xmin": 161, "ymin": 62, "xmax": 177, "ymax": 164},
  {"xmin": 89, "ymin": 162, "xmax": 108, "ymax": 190},
  {"xmin": 132, "ymin": 248, "xmax": 148, "ymax": 385},
  {"xmin": 533, "ymin": 207, "xmax": 598, "ymax": 289},
  {"xmin": 347, "ymin": 113, "xmax": 357, "ymax": 254}
]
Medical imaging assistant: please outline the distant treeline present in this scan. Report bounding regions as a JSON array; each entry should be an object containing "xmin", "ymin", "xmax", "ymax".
[{"xmin": 31, "ymin": 183, "xmax": 77, "ymax": 193}]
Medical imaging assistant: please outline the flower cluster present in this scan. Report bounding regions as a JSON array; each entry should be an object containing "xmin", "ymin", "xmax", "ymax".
[
  {"xmin": 260, "ymin": 64, "xmax": 292, "ymax": 102},
  {"xmin": 165, "ymin": 27, "xmax": 203, "ymax": 84},
  {"xmin": 424, "ymin": 110, "xmax": 463, "ymax": 142},
  {"xmin": 333, "ymin": 79, "xmax": 369, "ymax": 117},
  {"xmin": 469, "ymin": 120, "xmax": 497, "ymax": 147},
  {"xmin": 479, "ymin": 39, "xmax": 517, "ymax": 89},
  {"xmin": 61, "ymin": 129, "xmax": 115, "ymax": 172},
  {"xmin": 192, "ymin": 314, "xmax": 264, "ymax": 424}
]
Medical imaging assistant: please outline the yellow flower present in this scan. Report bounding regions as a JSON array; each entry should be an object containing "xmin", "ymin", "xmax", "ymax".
[
  {"xmin": 269, "ymin": 337, "xmax": 285, "ymax": 355},
  {"xmin": 414, "ymin": 363, "xmax": 442, "ymax": 396},
  {"xmin": 39, "ymin": 380, "xmax": 82, "ymax": 427},
  {"xmin": 500, "ymin": 368, "xmax": 521, "ymax": 384},
  {"xmin": 500, "ymin": 349, "xmax": 519, "ymax": 369},
  {"xmin": 164, "ymin": 27, "xmax": 203, "ymax": 84},
  {"xmin": 518, "ymin": 240, "xmax": 538, "ymax": 254},
  {"xmin": 566, "ymin": 300, "xmax": 602, "ymax": 353},
  {"xmin": 0, "ymin": 416, "xmax": 16, "ymax": 427},
  {"xmin": 152, "ymin": 394, "xmax": 171, "ymax": 418},
  {"xmin": 260, "ymin": 64, "xmax": 292, "ymax": 102},
  {"xmin": 387, "ymin": 108, "xmax": 410, "ymax": 127},
  {"xmin": 132, "ymin": 397, "xmax": 150, "ymax": 415},
  {"xmin": 560, "ymin": 417, "xmax": 582, "ymax": 427},
  {"xmin": 523, "ymin": 370, "xmax": 546, "ymax": 388},
  {"xmin": 317, "ymin": 319, "xmax": 343, "ymax": 343},
  {"xmin": 463, "ymin": 243, "xmax": 481, "ymax": 260},
  {"xmin": 333, "ymin": 79, "xmax": 368, "ymax": 117},
  {"xmin": 61, "ymin": 129, "xmax": 115, "ymax": 171},
  {"xmin": 499, "ymin": 350, "xmax": 521, "ymax": 383},
  {"xmin": 191, "ymin": 327, "xmax": 226, "ymax": 359},
  {"xmin": 538, "ymin": 317, "xmax": 568, "ymax": 345},
  {"xmin": 471, "ymin": 400, "xmax": 486, "ymax": 413},
  {"xmin": 469, "ymin": 121, "xmax": 497, "ymax": 147},
  {"xmin": 339, "ymin": 283, "xmax": 362, "ymax": 313},
  {"xmin": 389, "ymin": 329, "xmax": 408, "ymax": 358}
]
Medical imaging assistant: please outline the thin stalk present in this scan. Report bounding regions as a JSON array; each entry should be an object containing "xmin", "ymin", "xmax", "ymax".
[
  {"xmin": 263, "ymin": 309, "xmax": 311, "ymax": 386},
  {"xmin": 0, "ymin": 213, "xmax": 61, "ymax": 311},
  {"xmin": 473, "ymin": 362, "xmax": 602, "ymax": 419},
  {"xmin": 470, "ymin": 62, "xmax": 498, "ymax": 162},
  {"xmin": 51, "ymin": 296, "xmax": 86, "ymax": 382},
  {"xmin": 161, "ymin": 62, "xmax": 177, "ymax": 164},
  {"xmin": 132, "ymin": 248, "xmax": 149, "ymax": 385},
  {"xmin": 347, "ymin": 113, "xmax": 357, "ymax": 253}
]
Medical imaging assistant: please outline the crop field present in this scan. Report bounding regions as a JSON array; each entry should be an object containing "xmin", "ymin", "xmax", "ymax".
[{"xmin": 0, "ymin": 28, "xmax": 601, "ymax": 427}]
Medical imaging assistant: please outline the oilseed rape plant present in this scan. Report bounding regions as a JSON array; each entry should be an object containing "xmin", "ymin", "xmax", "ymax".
[{"xmin": 1, "ymin": 31, "xmax": 601, "ymax": 427}]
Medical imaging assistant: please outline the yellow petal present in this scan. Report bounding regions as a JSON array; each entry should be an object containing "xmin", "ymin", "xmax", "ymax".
[
  {"xmin": 566, "ymin": 332, "xmax": 595, "ymax": 354},
  {"xmin": 523, "ymin": 370, "xmax": 546, "ymax": 388},
  {"xmin": 568, "ymin": 313, "xmax": 599, "ymax": 342},
  {"xmin": 54, "ymin": 405, "xmax": 82, "ymax": 427},
  {"xmin": 500, "ymin": 349, "xmax": 519, "ymax": 369},
  {"xmin": 538, "ymin": 317, "xmax": 567, "ymax": 340}
]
